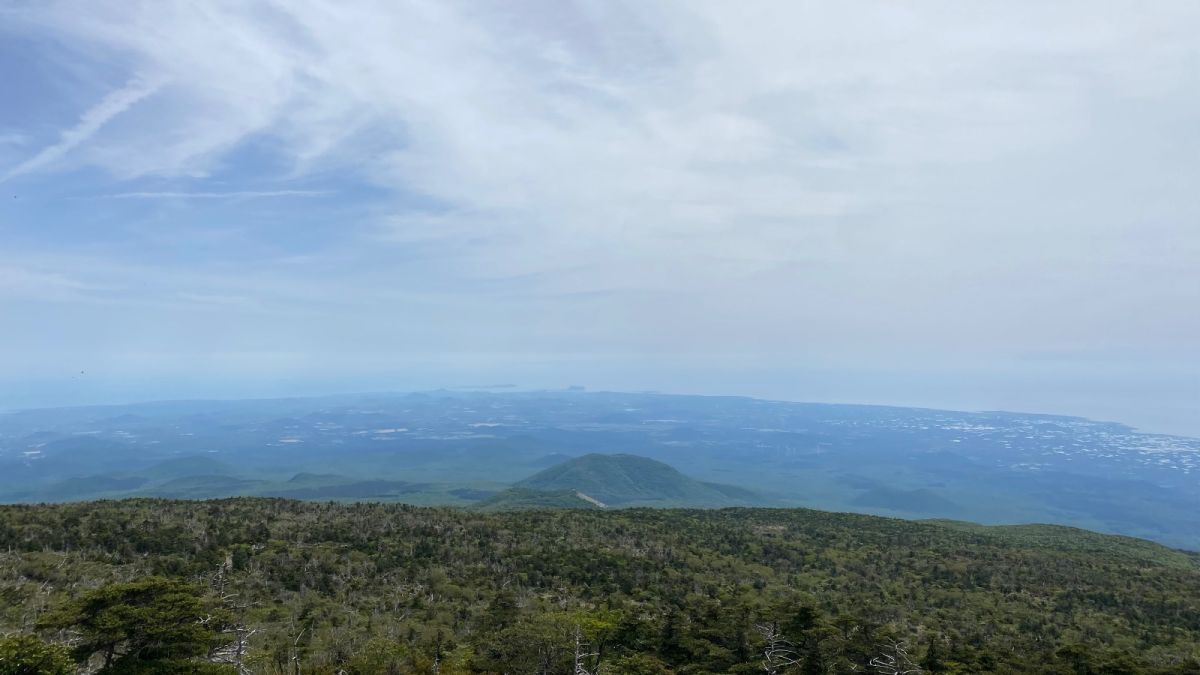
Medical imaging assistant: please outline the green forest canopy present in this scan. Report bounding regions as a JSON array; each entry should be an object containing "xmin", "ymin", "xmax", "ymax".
[{"xmin": 1, "ymin": 499, "xmax": 1198, "ymax": 673}]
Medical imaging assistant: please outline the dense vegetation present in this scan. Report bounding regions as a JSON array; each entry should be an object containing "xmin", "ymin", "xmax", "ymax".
[{"xmin": 1, "ymin": 499, "xmax": 1199, "ymax": 673}]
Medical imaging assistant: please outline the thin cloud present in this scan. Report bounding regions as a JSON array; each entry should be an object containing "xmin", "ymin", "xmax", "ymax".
[
  {"xmin": 0, "ymin": 264, "xmax": 108, "ymax": 302},
  {"xmin": 1, "ymin": 76, "xmax": 162, "ymax": 182},
  {"xmin": 107, "ymin": 190, "xmax": 330, "ymax": 199}
]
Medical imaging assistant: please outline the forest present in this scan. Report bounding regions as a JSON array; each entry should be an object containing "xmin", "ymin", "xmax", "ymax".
[{"xmin": 1, "ymin": 498, "xmax": 1199, "ymax": 674}]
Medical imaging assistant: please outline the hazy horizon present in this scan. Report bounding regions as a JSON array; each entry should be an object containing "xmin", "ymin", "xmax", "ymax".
[{"xmin": 3, "ymin": 363, "xmax": 1196, "ymax": 438}]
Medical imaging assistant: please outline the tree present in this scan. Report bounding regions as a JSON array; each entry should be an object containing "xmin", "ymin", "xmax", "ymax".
[
  {"xmin": 573, "ymin": 624, "xmax": 599, "ymax": 675},
  {"xmin": 0, "ymin": 635, "xmax": 73, "ymax": 675},
  {"xmin": 39, "ymin": 577, "xmax": 234, "ymax": 673},
  {"xmin": 919, "ymin": 638, "xmax": 946, "ymax": 673},
  {"xmin": 604, "ymin": 652, "xmax": 675, "ymax": 675},
  {"xmin": 475, "ymin": 616, "xmax": 572, "ymax": 674},
  {"xmin": 755, "ymin": 622, "xmax": 799, "ymax": 675},
  {"xmin": 869, "ymin": 639, "xmax": 922, "ymax": 675}
]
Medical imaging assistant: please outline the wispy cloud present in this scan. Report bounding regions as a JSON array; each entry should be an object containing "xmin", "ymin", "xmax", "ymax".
[
  {"xmin": 1, "ymin": 76, "xmax": 162, "ymax": 182},
  {"xmin": 107, "ymin": 190, "xmax": 329, "ymax": 200},
  {"xmin": 0, "ymin": 263, "xmax": 109, "ymax": 302},
  {"xmin": 6, "ymin": 3, "xmax": 1199, "ymax": 305}
]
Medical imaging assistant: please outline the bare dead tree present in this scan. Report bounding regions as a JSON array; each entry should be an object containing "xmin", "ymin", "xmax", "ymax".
[
  {"xmin": 202, "ymin": 557, "xmax": 261, "ymax": 675},
  {"xmin": 205, "ymin": 612, "xmax": 257, "ymax": 675},
  {"xmin": 573, "ymin": 624, "xmax": 600, "ymax": 675},
  {"xmin": 286, "ymin": 616, "xmax": 312, "ymax": 675},
  {"xmin": 868, "ymin": 638, "xmax": 922, "ymax": 675},
  {"xmin": 755, "ymin": 622, "xmax": 800, "ymax": 675}
]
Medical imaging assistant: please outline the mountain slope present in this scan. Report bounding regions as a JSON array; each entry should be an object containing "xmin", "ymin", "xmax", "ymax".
[
  {"xmin": 515, "ymin": 453, "xmax": 764, "ymax": 506},
  {"xmin": 475, "ymin": 487, "xmax": 603, "ymax": 511},
  {"xmin": 138, "ymin": 455, "xmax": 236, "ymax": 480}
]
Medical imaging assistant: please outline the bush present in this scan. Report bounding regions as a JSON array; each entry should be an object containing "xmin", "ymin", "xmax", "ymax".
[
  {"xmin": 604, "ymin": 653, "xmax": 675, "ymax": 675},
  {"xmin": 0, "ymin": 635, "xmax": 73, "ymax": 675},
  {"xmin": 37, "ymin": 577, "xmax": 231, "ymax": 673}
]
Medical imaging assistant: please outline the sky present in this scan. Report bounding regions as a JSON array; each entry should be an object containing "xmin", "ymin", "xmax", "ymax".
[{"xmin": 0, "ymin": 1, "xmax": 1197, "ymax": 435}]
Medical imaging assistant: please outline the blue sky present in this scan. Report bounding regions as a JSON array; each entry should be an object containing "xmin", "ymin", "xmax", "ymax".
[{"xmin": 0, "ymin": 1, "xmax": 1197, "ymax": 435}]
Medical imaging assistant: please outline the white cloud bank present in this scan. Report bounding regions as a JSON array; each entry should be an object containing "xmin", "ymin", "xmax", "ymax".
[{"xmin": 0, "ymin": 1, "xmax": 1197, "ymax": 430}]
